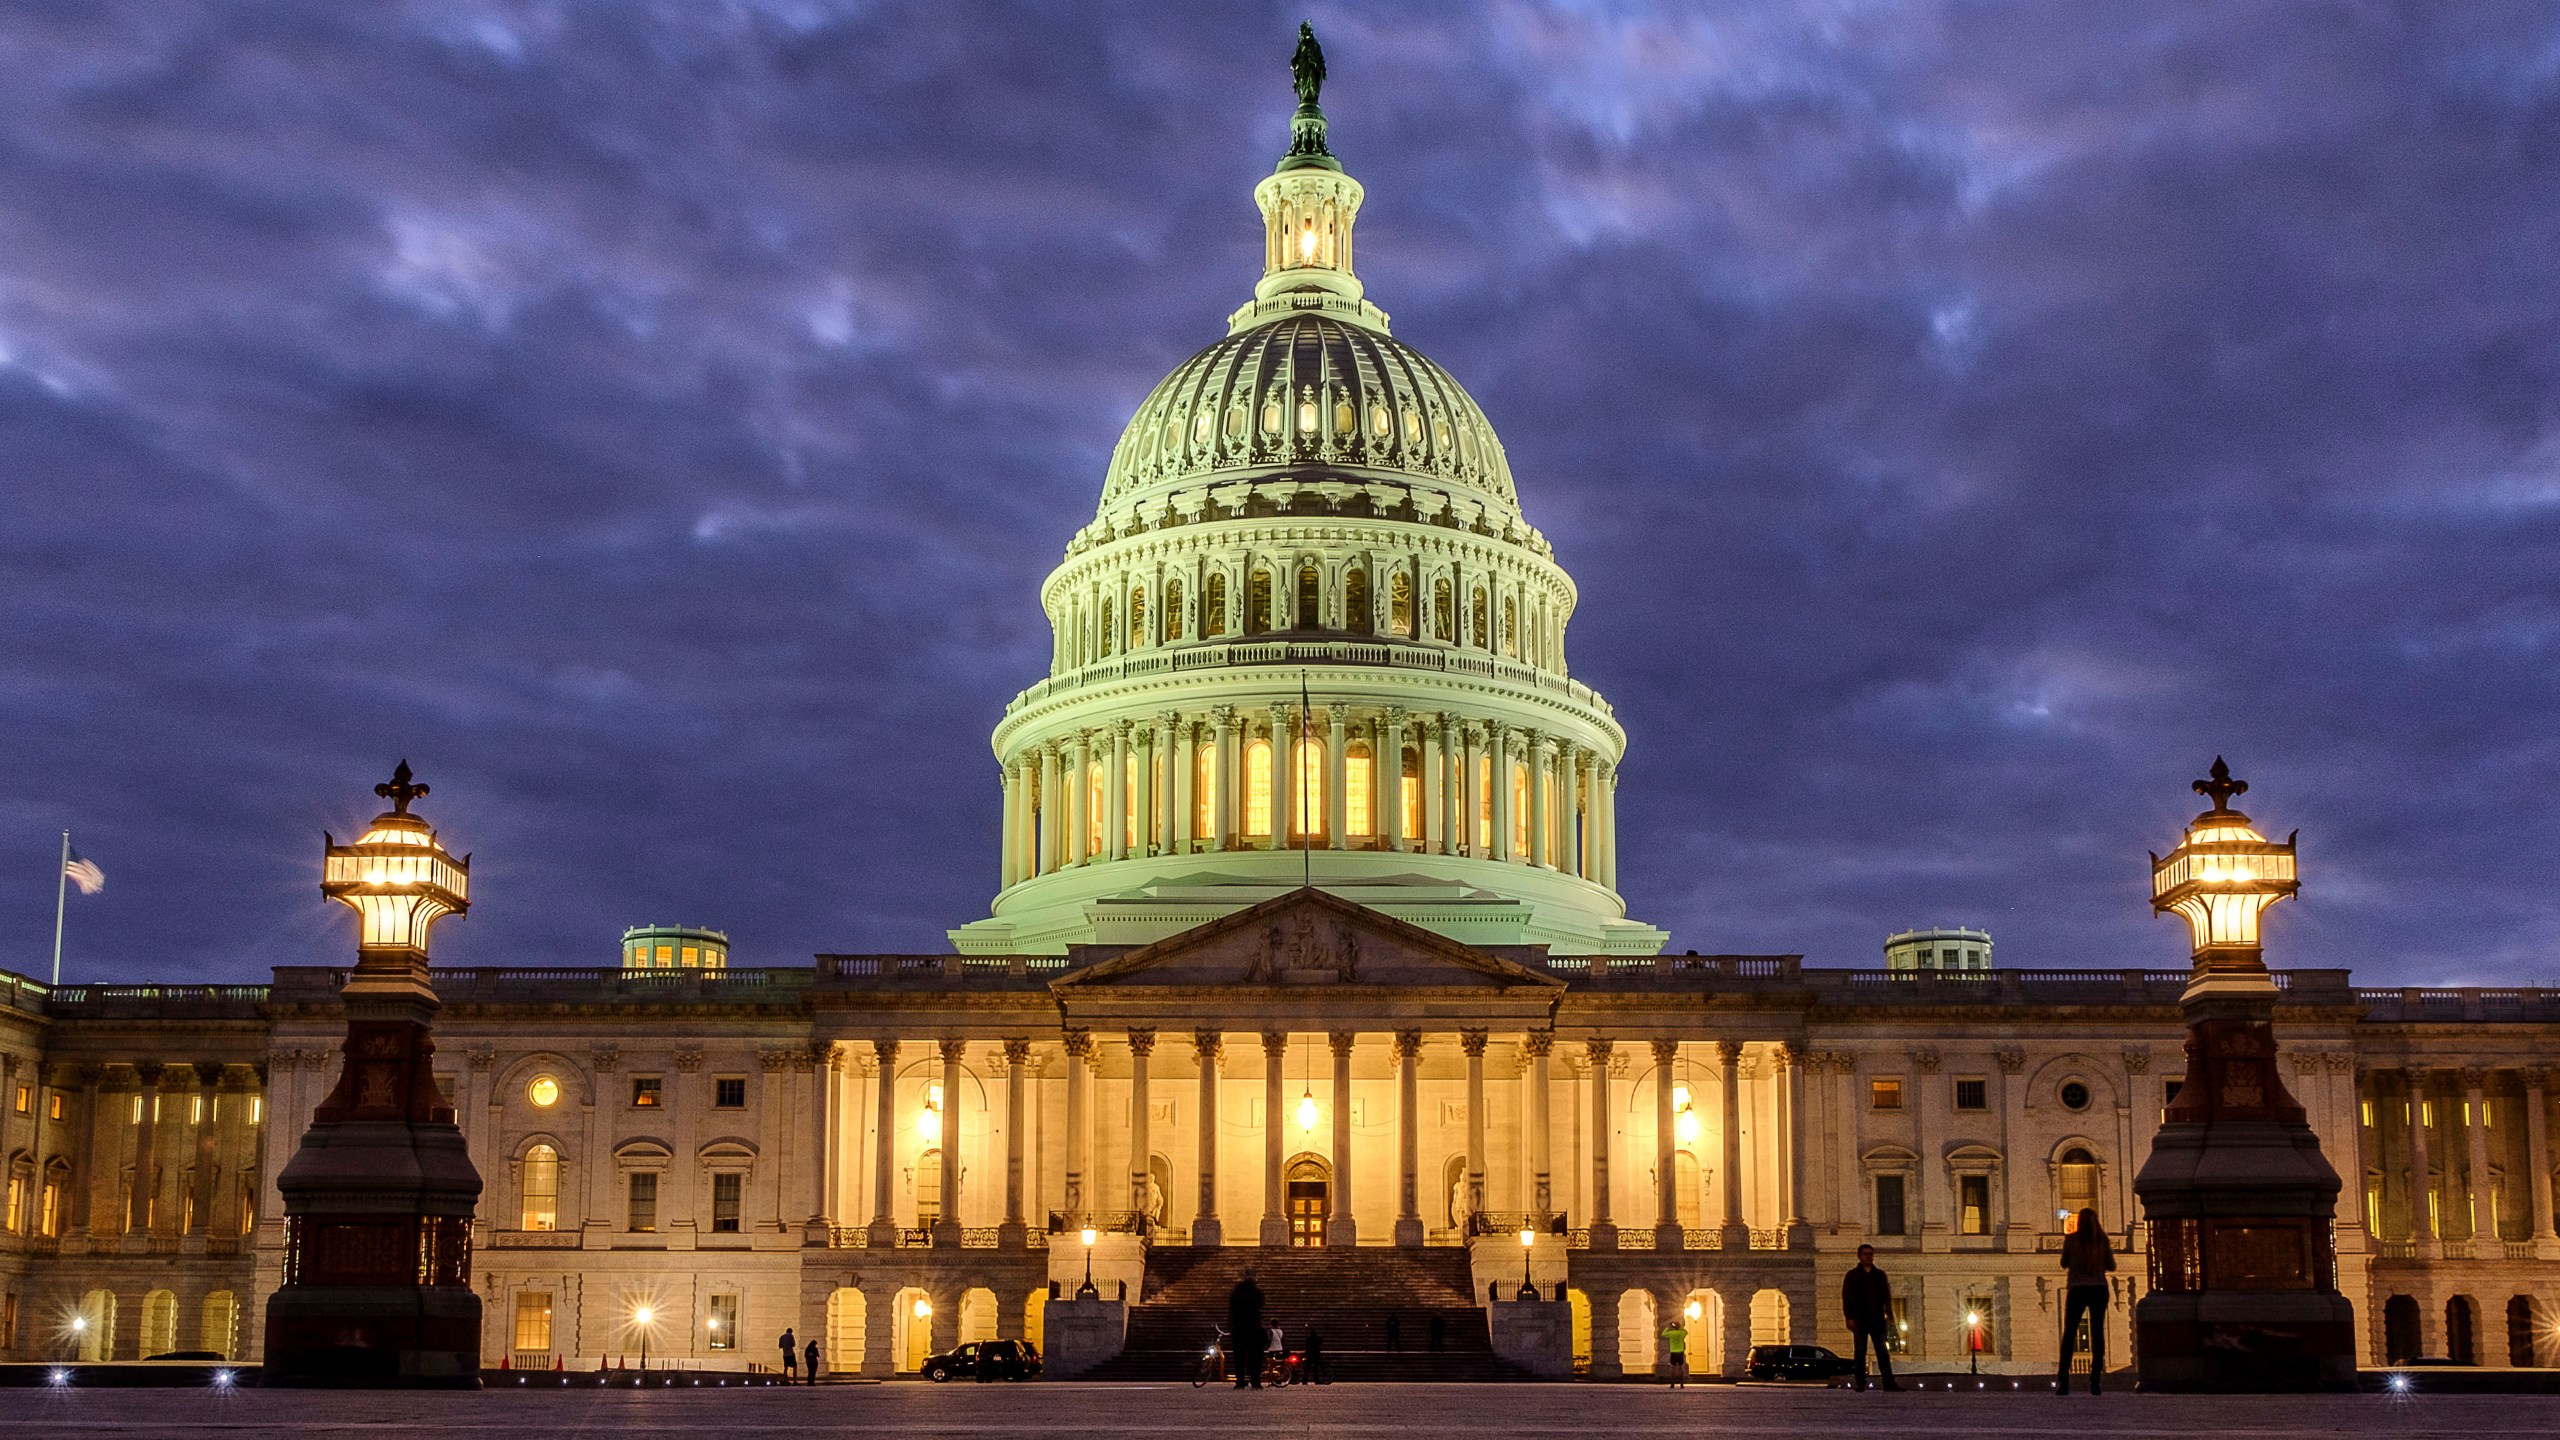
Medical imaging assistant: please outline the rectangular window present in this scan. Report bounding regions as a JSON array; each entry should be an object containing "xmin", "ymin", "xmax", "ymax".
[
  {"xmin": 1885, "ymin": 1298, "xmax": 1910, "ymax": 1353},
  {"xmin": 3, "ymin": 1177, "xmax": 20, "ymax": 1232},
  {"xmin": 1953, "ymin": 1079, "xmax": 1987, "ymax": 1111},
  {"xmin": 11, "ymin": 1086, "xmax": 25, "ymax": 1114},
  {"xmin": 513, "ymin": 1292, "xmax": 554, "ymax": 1353},
  {"xmin": 1959, "ymin": 1175, "xmax": 1990, "ymax": 1235},
  {"xmin": 39, "ymin": 1179, "xmax": 61, "ymax": 1237},
  {"xmin": 711, "ymin": 1172, "xmax": 743, "ymax": 1233},
  {"xmin": 708, "ymin": 1294, "xmax": 739, "ymax": 1350},
  {"xmin": 190, "ymin": 1094, "xmax": 203, "ymax": 1124},
  {"xmin": 2163, "ymin": 1078, "xmax": 2184, "ymax": 1122},
  {"xmin": 631, "ymin": 1076, "xmax": 663, "ymax": 1108},
  {"xmin": 1870, "ymin": 1078, "xmax": 1904, "ymax": 1111},
  {"xmin": 47, "ymin": 1094, "xmax": 62, "ymax": 1122},
  {"xmin": 1874, "ymin": 1174, "xmax": 1907, "ymax": 1236},
  {"xmin": 249, "ymin": 1096, "xmax": 262, "ymax": 1124},
  {"xmin": 627, "ymin": 1172, "xmax": 658, "ymax": 1232},
  {"xmin": 2360, "ymin": 1099, "xmax": 2374, "ymax": 1127},
  {"xmin": 715, "ymin": 1077, "xmax": 747, "ymax": 1109}
]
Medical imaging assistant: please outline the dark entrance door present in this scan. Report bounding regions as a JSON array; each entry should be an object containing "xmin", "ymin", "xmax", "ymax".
[{"xmin": 1286, "ymin": 1157, "xmax": 1329, "ymax": 1246}]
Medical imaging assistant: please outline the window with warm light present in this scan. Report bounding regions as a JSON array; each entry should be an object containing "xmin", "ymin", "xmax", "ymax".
[
  {"xmin": 513, "ymin": 1292, "xmax": 553, "ymax": 1355},
  {"xmin": 1345, "ymin": 743, "xmax": 1372, "ymax": 835},
  {"xmin": 707, "ymin": 1294, "xmax": 739, "ymax": 1349},
  {"xmin": 1345, "ymin": 569, "xmax": 1370, "ymax": 634},
  {"xmin": 1166, "ymin": 578, "xmax": 1185, "ymax": 639},
  {"xmin": 1958, "ymin": 1175, "xmax": 1990, "ymax": 1235},
  {"xmin": 520, "ymin": 1145, "xmax": 559, "ymax": 1231},
  {"xmin": 1129, "ymin": 587, "xmax": 1147, "ymax": 649},
  {"xmin": 1432, "ymin": 577, "xmax": 1453, "ymax": 640},
  {"xmin": 11, "ymin": 1087, "xmax": 25, "ymax": 1115},
  {"xmin": 1390, "ymin": 572, "xmax": 1413, "ymax": 634},
  {"xmin": 1870, "ymin": 1078, "xmax": 1904, "ymax": 1111},
  {"xmin": 630, "ymin": 1076, "xmax": 662, "ymax": 1108},
  {"xmin": 1086, "ymin": 762, "xmax": 1105, "ymax": 854},
  {"xmin": 1512, "ymin": 761, "xmax": 1530, "ymax": 855},
  {"xmin": 1205, "ymin": 572, "xmax": 1227, "ymax": 635},
  {"xmin": 1293, "ymin": 737, "xmax": 1326, "ymax": 837},
  {"xmin": 527, "ymin": 1076, "xmax": 560, "ymax": 1109},
  {"xmin": 2059, "ymin": 1148, "xmax": 2099, "ymax": 1217},
  {"xmin": 916, "ymin": 1149, "xmax": 943, "ymax": 1226},
  {"xmin": 1248, "ymin": 569, "xmax": 1272, "ymax": 634},
  {"xmin": 1476, "ymin": 754, "xmax": 1493, "ymax": 852},
  {"xmin": 47, "ymin": 1093, "xmax": 62, "ymax": 1122},
  {"xmin": 1245, "ymin": 739, "xmax": 1273, "ymax": 836},
  {"xmin": 1401, "ymin": 749, "xmax": 1423, "ymax": 839}
]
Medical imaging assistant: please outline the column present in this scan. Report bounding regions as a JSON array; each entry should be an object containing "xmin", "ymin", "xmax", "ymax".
[
  {"xmin": 868, "ymin": 1041, "xmax": 898, "ymax": 1241},
  {"xmin": 1781, "ymin": 1044, "xmax": 1811, "ymax": 1245},
  {"xmin": 1268, "ymin": 704, "xmax": 1294, "ymax": 851},
  {"xmin": 1718, "ymin": 1040, "xmax": 1748, "ymax": 1243},
  {"xmin": 1489, "ymin": 725, "xmax": 1513, "ymax": 860},
  {"xmin": 1063, "ymin": 1029, "xmax": 1091, "ymax": 1222},
  {"xmin": 1168, "ymin": 713, "xmax": 1193, "ymax": 854},
  {"xmin": 1002, "ymin": 1039, "xmax": 1030, "ymax": 1239},
  {"xmin": 1384, "ymin": 707, "xmax": 1409, "ymax": 851},
  {"xmin": 1325, "ymin": 707, "xmax": 1348, "ymax": 850},
  {"xmin": 935, "ymin": 1039, "xmax": 964, "ymax": 1244},
  {"xmin": 1651, "ymin": 1040, "xmax": 1680, "ymax": 1243},
  {"xmin": 1525, "ymin": 733, "xmax": 1549, "ymax": 868},
  {"xmin": 1463, "ymin": 1029, "xmax": 1489, "ymax": 1221},
  {"xmin": 1132, "ymin": 726, "xmax": 1155, "ymax": 858},
  {"xmin": 1436, "ymin": 715, "xmax": 1459, "ymax": 855},
  {"xmin": 1107, "ymin": 719, "xmax": 1131, "ymax": 861},
  {"xmin": 1193, "ymin": 1032, "xmax": 1222, "ymax": 1246},
  {"xmin": 1039, "ymin": 743, "xmax": 1063, "ymax": 875},
  {"xmin": 2462, "ymin": 1067, "xmax": 2494, "ymax": 1245},
  {"xmin": 1261, "ymin": 1032, "xmax": 1289, "ymax": 1245},
  {"xmin": 816, "ymin": 1046, "xmax": 842, "ymax": 1227},
  {"xmin": 1125, "ymin": 1029, "xmax": 1157, "ymax": 1227},
  {"xmin": 188, "ymin": 1064, "xmax": 220, "ymax": 1234},
  {"xmin": 1394, "ymin": 1031, "xmax": 1423, "ymax": 1247},
  {"xmin": 2407, "ymin": 1069, "xmax": 2438, "ymax": 1257},
  {"xmin": 1601, "ymin": 761, "xmax": 1621, "ymax": 888},
  {"xmin": 128, "ymin": 1064, "xmax": 162, "ymax": 1233},
  {"xmin": 1212, "ymin": 706, "xmax": 1238, "ymax": 851},
  {"xmin": 1587, "ymin": 1039, "xmax": 1615, "ymax": 1246},
  {"xmin": 1024, "ymin": 755, "xmax": 1045, "ymax": 880},
  {"xmin": 1328, "ymin": 1032, "xmax": 1357, "ymax": 1246},
  {"xmin": 1525, "ymin": 1033, "xmax": 1553, "ymax": 1214},
  {"xmin": 1568, "ymin": 748, "xmax": 1589, "ymax": 878},
  {"xmin": 2527, "ymin": 1069, "xmax": 2557, "ymax": 1254},
  {"xmin": 999, "ymin": 763, "xmax": 1022, "ymax": 888},
  {"xmin": 80, "ymin": 1067, "xmax": 116, "ymax": 1238},
  {"xmin": 1068, "ymin": 732, "xmax": 1092, "ymax": 865}
]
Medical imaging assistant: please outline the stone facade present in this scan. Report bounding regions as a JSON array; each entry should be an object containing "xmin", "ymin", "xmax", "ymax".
[{"xmin": 4, "ymin": 894, "xmax": 2555, "ymax": 1376}]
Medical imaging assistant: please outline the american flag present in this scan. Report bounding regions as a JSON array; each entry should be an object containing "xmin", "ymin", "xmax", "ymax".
[{"xmin": 63, "ymin": 846, "xmax": 103, "ymax": 896}]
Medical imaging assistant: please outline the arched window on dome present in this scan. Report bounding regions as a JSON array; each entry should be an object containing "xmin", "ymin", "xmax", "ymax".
[
  {"xmin": 1128, "ymin": 587, "xmax": 1147, "ymax": 650},
  {"xmin": 1125, "ymin": 750, "xmax": 1141, "ymax": 849},
  {"xmin": 1247, "ymin": 569, "xmax": 1272, "ymax": 635},
  {"xmin": 1087, "ymin": 762, "xmax": 1105, "ymax": 856},
  {"xmin": 1471, "ymin": 589, "xmax": 1490, "ymax": 651},
  {"xmin": 1401, "ymin": 746, "xmax": 1423, "ymax": 841},
  {"xmin": 1244, "ymin": 739, "xmax": 1273, "ymax": 838},
  {"xmin": 1476, "ymin": 753, "xmax": 1494, "ymax": 853},
  {"xmin": 1432, "ymin": 578, "xmax": 1454, "ymax": 642},
  {"xmin": 1345, "ymin": 569, "xmax": 1370, "ymax": 635},
  {"xmin": 1205, "ymin": 573, "xmax": 1227, "ymax": 637},
  {"xmin": 1513, "ymin": 760, "xmax": 1531, "ymax": 857},
  {"xmin": 1345, "ymin": 740, "xmax": 1373, "ymax": 836},
  {"xmin": 1502, "ymin": 597, "xmax": 1518, "ymax": 658},
  {"xmin": 1297, "ymin": 563, "xmax": 1321, "ymax": 630},
  {"xmin": 1195, "ymin": 742, "xmax": 1216, "ymax": 840},
  {"xmin": 1099, "ymin": 598, "xmax": 1115, "ymax": 658},
  {"xmin": 1292, "ymin": 737, "xmax": 1325, "ymax": 840},
  {"xmin": 1389, "ymin": 572, "xmax": 1413, "ymax": 636},
  {"xmin": 1165, "ymin": 578, "xmax": 1185, "ymax": 643}
]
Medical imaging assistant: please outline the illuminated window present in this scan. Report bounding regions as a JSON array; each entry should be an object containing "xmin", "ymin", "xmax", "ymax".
[
  {"xmin": 11, "ymin": 1087, "xmax": 25, "ymax": 1114},
  {"xmin": 1345, "ymin": 569, "xmax": 1370, "ymax": 634},
  {"xmin": 1390, "ymin": 572, "xmax": 1413, "ymax": 634},
  {"xmin": 248, "ymin": 1097, "xmax": 262, "ymax": 1124},
  {"xmin": 39, "ymin": 1176, "xmax": 61, "ymax": 1237},
  {"xmin": 1512, "ymin": 760, "xmax": 1530, "ymax": 855},
  {"xmin": 1195, "ymin": 743, "xmax": 1216, "ymax": 838},
  {"xmin": 1247, "ymin": 569, "xmax": 1272, "ymax": 635},
  {"xmin": 1261, "ymin": 399, "xmax": 1281, "ymax": 435},
  {"xmin": 1099, "ymin": 598, "xmax": 1114, "ymax": 657},
  {"xmin": 47, "ymin": 1094, "xmax": 61, "ymax": 1121},
  {"xmin": 1087, "ymin": 762, "xmax": 1104, "ymax": 855},
  {"xmin": 707, "ymin": 1293, "xmax": 739, "ymax": 1349},
  {"xmin": 1165, "ymin": 578, "xmax": 1184, "ymax": 640},
  {"xmin": 631, "ymin": 1076, "xmax": 662, "ymax": 1108},
  {"xmin": 2360, "ymin": 1099, "xmax": 2374, "ymax": 1127},
  {"xmin": 711, "ymin": 1172, "xmax": 743, "ymax": 1233},
  {"xmin": 190, "ymin": 1095, "xmax": 203, "ymax": 1125},
  {"xmin": 626, "ymin": 1172, "xmax": 657, "ymax": 1232},
  {"xmin": 1205, "ymin": 573, "xmax": 1227, "ymax": 635},
  {"xmin": 1502, "ymin": 597, "xmax": 1517, "ymax": 656},
  {"xmin": 1959, "ymin": 1175, "xmax": 1990, "ymax": 1235},
  {"xmin": 1333, "ymin": 398, "xmax": 1353, "ymax": 434},
  {"xmin": 680, "ymin": 946, "xmax": 699, "ymax": 967},
  {"xmin": 4, "ymin": 1176, "xmax": 21, "ymax": 1232},
  {"xmin": 1225, "ymin": 403, "xmax": 1246, "ymax": 440},
  {"xmin": 1370, "ymin": 402, "xmax": 1389, "ymax": 438},
  {"xmin": 1129, "ymin": 587, "xmax": 1147, "ymax": 649},
  {"xmin": 1870, "ymin": 1078, "xmax": 1905, "ymax": 1111},
  {"xmin": 514, "ymin": 1292, "xmax": 554, "ymax": 1354},
  {"xmin": 1477, "ymin": 754, "xmax": 1492, "ymax": 852},
  {"xmin": 655, "ymin": 945, "xmax": 673, "ymax": 966},
  {"xmin": 916, "ymin": 1149, "xmax": 943, "ymax": 1226},
  {"xmin": 1293, "ymin": 738, "xmax": 1325, "ymax": 837},
  {"xmin": 1125, "ymin": 751, "xmax": 1140, "ymax": 847},
  {"xmin": 1404, "ymin": 410, "xmax": 1421, "ymax": 446},
  {"xmin": 1345, "ymin": 743, "xmax": 1373, "ymax": 835},
  {"xmin": 1401, "ymin": 748, "xmax": 1423, "ymax": 839},
  {"xmin": 1245, "ymin": 739, "xmax": 1273, "ymax": 836},
  {"xmin": 520, "ymin": 1145, "xmax": 559, "ymax": 1231},
  {"xmin": 527, "ymin": 1076, "xmax": 560, "ymax": 1109},
  {"xmin": 1297, "ymin": 398, "xmax": 1317, "ymax": 434},
  {"xmin": 1432, "ymin": 578, "xmax": 1453, "ymax": 641},
  {"xmin": 1470, "ymin": 589, "xmax": 1489, "ymax": 648},
  {"xmin": 2059, "ymin": 1148, "xmax": 2098, "ymax": 1216},
  {"xmin": 1193, "ymin": 410, "xmax": 1213, "ymax": 446}
]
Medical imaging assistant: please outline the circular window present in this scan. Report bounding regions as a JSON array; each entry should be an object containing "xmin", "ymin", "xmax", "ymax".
[
  {"xmin": 527, "ymin": 1076, "xmax": 560, "ymax": 1109},
  {"xmin": 2059, "ymin": 1081, "xmax": 2091, "ymax": 1112}
]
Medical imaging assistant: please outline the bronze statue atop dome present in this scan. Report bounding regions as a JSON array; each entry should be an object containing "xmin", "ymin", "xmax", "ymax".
[{"xmin": 1291, "ymin": 22, "xmax": 1325, "ymax": 107}]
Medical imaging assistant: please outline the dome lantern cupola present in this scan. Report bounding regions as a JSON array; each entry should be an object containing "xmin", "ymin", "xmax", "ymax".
[{"xmin": 1233, "ymin": 24, "xmax": 1389, "ymax": 336}]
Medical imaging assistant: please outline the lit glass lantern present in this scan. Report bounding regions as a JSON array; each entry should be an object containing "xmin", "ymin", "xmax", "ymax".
[
  {"xmin": 2149, "ymin": 758, "xmax": 2295, "ymax": 972},
  {"xmin": 321, "ymin": 761, "xmax": 469, "ymax": 961}
]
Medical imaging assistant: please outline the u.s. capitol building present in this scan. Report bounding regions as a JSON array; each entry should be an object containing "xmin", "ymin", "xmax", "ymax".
[{"xmin": 3, "ymin": 42, "xmax": 2553, "ymax": 1381}]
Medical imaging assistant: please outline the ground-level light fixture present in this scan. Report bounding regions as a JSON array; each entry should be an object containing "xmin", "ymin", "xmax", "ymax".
[
  {"xmin": 633, "ymin": 1303, "xmax": 656, "ymax": 1374},
  {"xmin": 1516, "ymin": 1226, "xmax": 1537, "ymax": 1299},
  {"xmin": 1079, "ymin": 1225, "xmax": 1101, "ymax": 1299}
]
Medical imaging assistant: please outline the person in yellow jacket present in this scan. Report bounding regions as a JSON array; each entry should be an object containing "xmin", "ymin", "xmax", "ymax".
[{"xmin": 1659, "ymin": 1316, "xmax": 1689, "ymax": 1388}]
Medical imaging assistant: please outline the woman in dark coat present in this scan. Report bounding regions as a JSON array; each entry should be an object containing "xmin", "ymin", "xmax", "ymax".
[{"xmin": 2056, "ymin": 1208, "xmax": 2117, "ymax": 1395}]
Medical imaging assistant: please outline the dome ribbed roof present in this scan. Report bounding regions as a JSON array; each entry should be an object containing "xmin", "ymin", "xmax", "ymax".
[{"xmin": 1100, "ymin": 315, "xmax": 1516, "ymax": 515}]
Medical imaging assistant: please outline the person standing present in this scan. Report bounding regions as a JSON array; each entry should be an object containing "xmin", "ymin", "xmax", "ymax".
[
  {"xmin": 1385, "ymin": 1312, "xmax": 1401, "ymax": 1353},
  {"xmin": 804, "ymin": 1337, "xmax": 821, "ymax": 1384},
  {"xmin": 2055, "ymin": 1208, "xmax": 2117, "ymax": 1396},
  {"xmin": 1658, "ymin": 1314, "xmax": 1689, "ymax": 1388},
  {"xmin": 778, "ymin": 1326, "xmax": 798, "ymax": 1380},
  {"xmin": 1841, "ymin": 1245, "xmax": 1900, "ymax": 1391},
  {"xmin": 1228, "ymin": 1270, "xmax": 1266, "ymax": 1389},
  {"xmin": 1304, "ymin": 1327, "xmax": 1326, "ymax": 1385}
]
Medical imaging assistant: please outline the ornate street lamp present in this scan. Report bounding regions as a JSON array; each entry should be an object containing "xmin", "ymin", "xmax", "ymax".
[
  {"xmin": 263, "ymin": 762, "xmax": 485, "ymax": 1387},
  {"xmin": 1077, "ymin": 1226, "xmax": 1100, "ymax": 1299},
  {"xmin": 632, "ymin": 1305, "xmax": 655, "ymax": 1378},
  {"xmin": 1516, "ymin": 1226, "xmax": 1537, "ymax": 1300},
  {"xmin": 2131, "ymin": 759, "xmax": 2354, "ymax": 1392}
]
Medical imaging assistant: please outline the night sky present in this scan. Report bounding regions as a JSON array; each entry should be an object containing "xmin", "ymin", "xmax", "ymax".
[{"xmin": 4, "ymin": 3, "xmax": 2556, "ymax": 987}]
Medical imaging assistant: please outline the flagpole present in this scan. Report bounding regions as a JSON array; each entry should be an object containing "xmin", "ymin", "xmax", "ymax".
[{"xmin": 50, "ymin": 830, "xmax": 68, "ymax": 988}]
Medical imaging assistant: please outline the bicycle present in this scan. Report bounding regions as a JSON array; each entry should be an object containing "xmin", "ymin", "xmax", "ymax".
[{"xmin": 1193, "ymin": 1327, "xmax": 1229, "ymax": 1388}]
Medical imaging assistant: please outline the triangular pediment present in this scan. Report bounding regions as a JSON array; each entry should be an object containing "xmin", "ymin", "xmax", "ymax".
[{"xmin": 1050, "ymin": 887, "xmax": 1564, "ymax": 994}]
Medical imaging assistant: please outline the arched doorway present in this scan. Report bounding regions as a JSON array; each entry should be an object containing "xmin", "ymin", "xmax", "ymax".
[
  {"xmin": 1287, "ymin": 1155, "xmax": 1330, "ymax": 1247},
  {"xmin": 76, "ymin": 1290, "xmax": 113, "ymax": 1362},
  {"xmin": 2383, "ymin": 1294, "xmax": 2420, "ymax": 1363},
  {"xmin": 894, "ymin": 1288, "xmax": 933, "ymax": 1373},
  {"xmin": 2447, "ymin": 1295, "xmax": 2477, "ymax": 1365},
  {"xmin": 2508, "ymin": 1295, "xmax": 2539, "ymax": 1368},
  {"xmin": 825, "ymin": 1288, "xmax": 865, "ymax": 1375}
]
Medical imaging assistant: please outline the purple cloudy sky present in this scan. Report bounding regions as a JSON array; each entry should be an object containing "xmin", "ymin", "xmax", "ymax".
[{"xmin": 3, "ymin": 2, "xmax": 2557, "ymax": 986}]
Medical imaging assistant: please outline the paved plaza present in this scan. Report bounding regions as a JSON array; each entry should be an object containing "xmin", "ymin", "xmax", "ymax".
[{"xmin": 0, "ymin": 1383, "xmax": 2554, "ymax": 1439}]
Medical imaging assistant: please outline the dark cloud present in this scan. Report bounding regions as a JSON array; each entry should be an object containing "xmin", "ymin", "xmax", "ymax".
[{"xmin": 3, "ymin": 1, "xmax": 2556, "ymax": 986}]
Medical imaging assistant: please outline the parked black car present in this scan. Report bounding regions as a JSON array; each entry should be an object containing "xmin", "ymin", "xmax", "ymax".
[
  {"xmin": 1745, "ymin": 1343, "xmax": 1856, "ymax": 1383},
  {"xmin": 921, "ymin": 1339, "xmax": 1041, "ymax": 1382}
]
